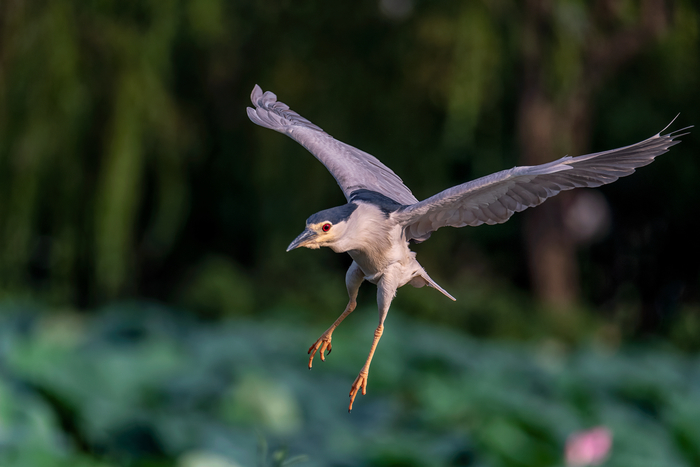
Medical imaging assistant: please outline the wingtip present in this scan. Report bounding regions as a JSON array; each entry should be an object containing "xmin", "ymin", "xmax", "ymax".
[
  {"xmin": 658, "ymin": 113, "xmax": 680, "ymax": 135},
  {"xmin": 246, "ymin": 106, "xmax": 257, "ymax": 121},
  {"xmin": 250, "ymin": 84, "xmax": 263, "ymax": 105}
]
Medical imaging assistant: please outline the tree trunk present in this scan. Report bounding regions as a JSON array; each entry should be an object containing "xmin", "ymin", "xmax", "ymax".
[{"xmin": 517, "ymin": 0, "xmax": 669, "ymax": 310}]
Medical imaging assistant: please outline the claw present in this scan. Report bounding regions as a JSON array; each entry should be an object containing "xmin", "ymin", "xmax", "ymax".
[
  {"xmin": 307, "ymin": 333, "xmax": 333, "ymax": 369},
  {"xmin": 348, "ymin": 370, "xmax": 368, "ymax": 412}
]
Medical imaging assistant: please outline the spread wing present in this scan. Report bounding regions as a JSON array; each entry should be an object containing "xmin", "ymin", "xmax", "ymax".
[
  {"xmin": 246, "ymin": 85, "xmax": 419, "ymax": 205},
  {"xmin": 397, "ymin": 119, "xmax": 691, "ymax": 243}
]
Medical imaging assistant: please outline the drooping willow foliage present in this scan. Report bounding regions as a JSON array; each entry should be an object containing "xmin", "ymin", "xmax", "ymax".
[{"xmin": 0, "ymin": 0, "xmax": 229, "ymax": 301}]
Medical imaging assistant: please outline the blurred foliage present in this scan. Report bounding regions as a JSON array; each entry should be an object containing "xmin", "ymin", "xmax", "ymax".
[{"xmin": 2, "ymin": 301, "xmax": 700, "ymax": 467}]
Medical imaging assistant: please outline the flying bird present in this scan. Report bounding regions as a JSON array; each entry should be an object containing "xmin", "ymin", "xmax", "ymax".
[{"xmin": 246, "ymin": 84, "xmax": 690, "ymax": 411}]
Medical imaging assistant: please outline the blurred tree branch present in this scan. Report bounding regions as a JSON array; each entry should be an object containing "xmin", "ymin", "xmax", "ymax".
[{"xmin": 517, "ymin": 0, "xmax": 671, "ymax": 310}]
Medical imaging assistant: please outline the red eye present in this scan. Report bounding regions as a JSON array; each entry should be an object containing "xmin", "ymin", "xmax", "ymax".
[{"xmin": 322, "ymin": 223, "xmax": 331, "ymax": 232}]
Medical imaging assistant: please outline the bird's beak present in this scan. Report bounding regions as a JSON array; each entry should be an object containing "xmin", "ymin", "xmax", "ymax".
[{"xmin": 286, "ymin": 228, "xmax": 318, "ymax": 252}]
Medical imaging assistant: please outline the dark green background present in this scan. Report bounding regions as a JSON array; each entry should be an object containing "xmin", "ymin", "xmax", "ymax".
[{"xmin": 0, "ymin": 1, "xmax": 699, "ymax": 466}]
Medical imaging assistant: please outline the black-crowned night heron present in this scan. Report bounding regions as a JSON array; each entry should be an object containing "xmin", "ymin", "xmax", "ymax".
[{"xmin": 247, "ymin": 85, "xmax": 690, "ymax": 411}]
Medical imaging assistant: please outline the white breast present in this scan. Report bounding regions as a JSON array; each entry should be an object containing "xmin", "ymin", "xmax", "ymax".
[{"xmin": 336, "ymin": 203, "xmax": 416, "ymax": 284}]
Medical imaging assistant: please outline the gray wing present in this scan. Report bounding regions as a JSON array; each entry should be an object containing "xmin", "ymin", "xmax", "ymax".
[
  {"xmin": 246, "ymin": 85, "xmax": 419, "ymax": 205},
  {"xmin": 397, "ymin": 119, "xmax": 691, "ymax": 243}
]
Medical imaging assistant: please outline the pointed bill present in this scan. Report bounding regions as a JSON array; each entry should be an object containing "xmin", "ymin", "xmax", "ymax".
[{"xmin": 286, "ymin": 228, "xmax": 318, "ymax": 252}]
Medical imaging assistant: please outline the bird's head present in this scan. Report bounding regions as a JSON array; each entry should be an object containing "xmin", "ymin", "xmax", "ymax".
[{"xmin": 286, "ymin": 204, "xmax": 358, "ymax": 252}]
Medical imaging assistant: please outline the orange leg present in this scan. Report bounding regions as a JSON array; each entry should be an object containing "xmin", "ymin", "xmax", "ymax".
[
  {"xmin": 348, "ymin": 324, "xmax": 383, "ymax": 412},
  {"xmin": 307, "ymin": 299, "xmax": 356, "ymax": 368},
  {"xmin": 347, "ymin": 271, "xmax": 398, "ymax": 412},
  {"xmin": 307, "ymin": 261, "xmax": 364, "ymax": 369}
]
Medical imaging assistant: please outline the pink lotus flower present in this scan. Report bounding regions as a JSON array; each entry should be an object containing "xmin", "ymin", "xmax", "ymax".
[{"xmin": 566, "ymin": 426, "xmax": 612, "ymax": 466}]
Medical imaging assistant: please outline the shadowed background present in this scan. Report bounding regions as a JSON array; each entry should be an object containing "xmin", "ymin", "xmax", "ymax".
[{"xmin": 1, "ymin": 1, "xmax": 699, "ymax": 466}]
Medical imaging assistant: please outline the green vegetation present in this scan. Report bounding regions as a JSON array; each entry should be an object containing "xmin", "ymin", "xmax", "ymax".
[{"xmin": 2, "ymin": 302, "xmax": 700, "ymax": 467}]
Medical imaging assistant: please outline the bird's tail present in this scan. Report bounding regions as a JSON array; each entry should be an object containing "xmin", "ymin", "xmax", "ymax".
[{"xmin": 410, "ymin": 270, "xmax": 456, "ymax": 301}]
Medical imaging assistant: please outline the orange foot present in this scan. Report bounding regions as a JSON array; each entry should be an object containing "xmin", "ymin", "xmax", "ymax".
[
  {"xmin": 307, "ymin": 333, "xmax": 333, "ymax": 369},
  {"xmin": 348, "ymin": 370, "xmax": 368, "ymax": 412}
]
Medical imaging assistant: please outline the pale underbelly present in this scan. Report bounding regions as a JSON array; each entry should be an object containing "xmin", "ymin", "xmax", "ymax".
[
  {"xmin": 348, "ymin": 249, "xmax": 421, "ymax": 287},
  {"xmin": 347, "ymin": 250, "xmax": 386, "ymax": 284}
]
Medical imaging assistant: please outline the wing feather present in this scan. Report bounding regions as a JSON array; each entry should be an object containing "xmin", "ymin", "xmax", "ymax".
[
  {"xmin": 247, "ymin": 85, "xmax": 418, "ymax": 205},
  {"xmin": 397, "ymin": 120, "xmax": 691, "ymax": 242}
]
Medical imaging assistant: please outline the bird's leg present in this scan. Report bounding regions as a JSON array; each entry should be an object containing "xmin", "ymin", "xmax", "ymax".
[
  {"xmin": 348, "ymin": 324, "xmax": 383, "ymax": 412},
  {"xmin": 348, "ymin": 274, "xmax": 396, "ymax": 412},
  {"xmin": 308, "ymin": 261, "xmax": 365, "ymax": 368},
  {"xmin": 307, "ymin": 300, "xmax": 356, "ymax": 368}
]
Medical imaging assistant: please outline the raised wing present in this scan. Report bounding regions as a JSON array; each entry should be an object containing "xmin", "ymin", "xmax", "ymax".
[
  {"xmin": 397, "ymin": 120, "xmax": 691, "ymax": 243},
  {"xmin": 246, "ymin": 85, "xmax": 419, "ymax": 205}
]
